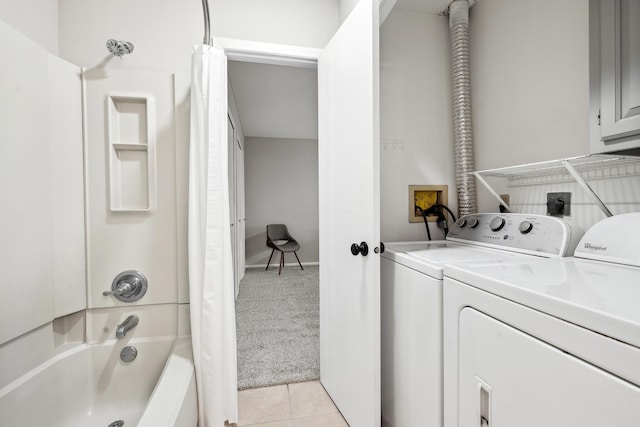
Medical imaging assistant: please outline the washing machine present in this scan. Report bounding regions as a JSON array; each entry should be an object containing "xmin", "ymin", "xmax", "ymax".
[
  {"xmin": 443, "ymin": 212, "xmax": 640, "ymax": 427},
  {"xmin": 381, "ymin": 213, "xmax": 583, "ymax": 427}
]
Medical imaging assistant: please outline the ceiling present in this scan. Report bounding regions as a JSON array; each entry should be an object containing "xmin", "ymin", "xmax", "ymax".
[{"xmin": 228, "ymin": 61, "xmax": 318, "ymax": 140}]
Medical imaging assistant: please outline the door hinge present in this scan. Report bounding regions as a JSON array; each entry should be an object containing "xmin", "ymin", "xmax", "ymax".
[{"xmin": 597, "ymin": 109, "xmax": 601, "ymax": 126}]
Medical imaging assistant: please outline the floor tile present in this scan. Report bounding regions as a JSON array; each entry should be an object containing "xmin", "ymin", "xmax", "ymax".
[
  {"xmin": 242, "ymin": 420, "xmax": 295, "ymax": 427},
  {"xmin": 289, "ymin": 381, "xmax": 338, "ymax": 418},
  {"xmin": 238, "ymin": 385, "xmax": 292, "ymax": 425},
  {"xmin": 293, "ymin": 413, "xmax": 349, "ymax": 427}
]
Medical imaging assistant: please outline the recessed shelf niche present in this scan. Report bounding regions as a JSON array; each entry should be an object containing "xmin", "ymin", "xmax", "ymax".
[{"xmin": 107, "ymin": 93, "xmax": 157, "ymax": 212}]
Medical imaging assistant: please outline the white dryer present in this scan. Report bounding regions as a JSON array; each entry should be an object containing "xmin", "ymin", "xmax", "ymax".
[
  {"xmin": 381, "ymin": 213, "xmax": 582, "ymax": 427},
  {"xmin": 443, "ymin": 212, "xmax": 640, "ymax": 427}
]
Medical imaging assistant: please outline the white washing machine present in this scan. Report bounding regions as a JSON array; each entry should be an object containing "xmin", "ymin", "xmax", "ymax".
[
  {"xmin": 381, "ymin": 213, "xmax": 583, "ymax": 427},
  {"xmin": 443, "ymin": 212, "xmax": 640, "ymax": 427}
]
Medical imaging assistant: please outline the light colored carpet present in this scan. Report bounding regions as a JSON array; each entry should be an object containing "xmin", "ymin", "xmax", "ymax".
[{"xmin": 236, "ymin": 265, "xmax": 319, "ymax": 390}]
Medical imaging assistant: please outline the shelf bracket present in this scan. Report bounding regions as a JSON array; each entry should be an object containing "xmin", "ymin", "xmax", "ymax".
[
  {"xmin": 471, "ymin": 172, "xmax": 512, "ymax": 213},
  {"xmin": 561, "ymin": 160, "xmax": 613, "ymax": 217}
]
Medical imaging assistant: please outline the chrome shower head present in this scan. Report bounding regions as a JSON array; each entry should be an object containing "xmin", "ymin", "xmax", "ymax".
[{"xmin": 106, "ymin": 39, "xmax": 135, "ymax": 57}]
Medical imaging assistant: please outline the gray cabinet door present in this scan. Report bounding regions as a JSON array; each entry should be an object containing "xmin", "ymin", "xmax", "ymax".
[{"xmin": 599, "ymin": 0, "xmax": 640, "ymax": 145}]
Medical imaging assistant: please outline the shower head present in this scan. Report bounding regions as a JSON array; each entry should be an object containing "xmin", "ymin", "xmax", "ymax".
[{"xmin": 106, "ymin": 39, "xmax": 135, "ymax": 57}]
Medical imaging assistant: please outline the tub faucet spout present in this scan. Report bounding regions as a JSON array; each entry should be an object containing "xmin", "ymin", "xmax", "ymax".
[{"xmin": 116, "ymin": 315, "xmax": 139, "ymax": 339}]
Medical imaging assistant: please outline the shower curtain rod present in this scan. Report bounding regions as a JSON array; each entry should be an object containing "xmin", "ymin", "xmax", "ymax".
[{"xmin": 201, "ymin": 0, "xmax": 211, "ymax": 45}]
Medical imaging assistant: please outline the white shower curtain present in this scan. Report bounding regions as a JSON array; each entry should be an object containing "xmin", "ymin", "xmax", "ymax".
[{"xmin": 188, "ymin": 43, "xmax": 238, "ymax": 427}]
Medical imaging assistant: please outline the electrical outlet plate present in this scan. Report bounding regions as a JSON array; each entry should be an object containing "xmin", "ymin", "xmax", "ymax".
[{"xmin": 547, "ymin": 192, "xmax": 571, "ymax": 217}]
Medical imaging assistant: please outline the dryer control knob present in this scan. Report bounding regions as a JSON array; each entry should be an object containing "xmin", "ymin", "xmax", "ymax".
[
  {"xmin": 490, "ymin": 217, "xmax": 505, "ymax": 232},
  {"xmin": 519, "ymin": 221, "xmax": 533, "ymax": 234},
  {"xmin": 457, "ymin": 218, "xmax": 467, "ymax": 227},
  {"xmin": 469, "ymin": 218, "xmax": 479, "ymax": 228}
]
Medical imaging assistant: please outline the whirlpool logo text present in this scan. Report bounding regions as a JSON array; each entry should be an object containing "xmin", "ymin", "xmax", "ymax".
[{"xmin": 583, "ymin": 243, "xmax": 608, "ymax": 251}]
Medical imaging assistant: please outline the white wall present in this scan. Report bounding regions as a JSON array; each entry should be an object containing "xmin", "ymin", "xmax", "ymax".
[
  {"xmin": 211, "ymin": 0, "xmax": 339, "ymax": 48},
  {"xmin": 340, "ymin": 0, "xmax": 360, "ymax": 23},
  {"xmin": 468, "ymin": 0, "xmax": 591, "ymax": 214},
  {"xmin": 469, "ymin": 0, "xmax": 590, "ymax": 168},
  {"xmin": 57, "ymin": 0, "xmax": 340, "ymax": 73},
  {"xmin": 0, "ymin": 21, "xmax": 85, "ymax": 386},
  {"xmin": 380, "ymin": 8, "xmax": 454, "ymax": 242},
  {"xmin": 244, "ymin": 137, "xmax": 319, "ymax": 265},
  {"xmin": 467, "ymin": 0, "xmax": 640, "ymax": 231},
  {"xmin": 0, "ymin": 0, "xmax": 58, "ymax": 54},
  {"xmin": 83, "ymin": 71, "xmax": 181, "ymax": 309}
]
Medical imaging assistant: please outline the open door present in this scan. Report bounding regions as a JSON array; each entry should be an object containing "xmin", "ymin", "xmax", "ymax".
[{"xmin": 318, "ymin": 0, "xmax": 380, "ymax": 425}]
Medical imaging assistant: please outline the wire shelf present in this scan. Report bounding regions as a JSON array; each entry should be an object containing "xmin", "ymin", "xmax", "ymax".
[
  {"xmin": 470, "ymin": 154, "xmax": 640, "ymax": 217},
  {"xmin": 472, "ymin": 154, "xmax": 640, "ymax": 180}
]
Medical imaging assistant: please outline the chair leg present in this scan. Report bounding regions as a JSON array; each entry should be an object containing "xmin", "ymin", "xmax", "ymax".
[
  {"xmin": 266, "ymin": 249, "xmax": 275, "ymax": 271},
  {"xmin": 294, "ymin": 252, "xmax": 304, "ymax": 271},
  {"xmin": 279, "ymin": 252, "xmax": 284, "ymax": 275}
]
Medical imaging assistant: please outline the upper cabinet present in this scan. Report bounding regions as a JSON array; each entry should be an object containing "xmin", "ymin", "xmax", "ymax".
[{"xmin": 591, "ymin": 0, "xmax": 640, "ymax": 153}]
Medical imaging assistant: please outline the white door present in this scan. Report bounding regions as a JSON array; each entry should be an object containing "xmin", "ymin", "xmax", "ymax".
[{"xmin": 318, "ymin": 0, "xmax": 380, "ymax": 425}]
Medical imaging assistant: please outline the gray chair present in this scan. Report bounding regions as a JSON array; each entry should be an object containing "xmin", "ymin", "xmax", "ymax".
[{"xmin": 265, "ymin": 224, "xmax": 304, "ymax": 275}]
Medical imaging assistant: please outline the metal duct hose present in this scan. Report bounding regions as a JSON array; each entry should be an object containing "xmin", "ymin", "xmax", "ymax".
[{"xmin": 449, "ymin": 0, "xmax": 477, "ymax": 216}]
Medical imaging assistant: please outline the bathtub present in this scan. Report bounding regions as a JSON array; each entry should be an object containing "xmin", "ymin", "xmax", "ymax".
[{"xmin": 0, "ymin": 336, "xmax": 197, "ymax": 427}]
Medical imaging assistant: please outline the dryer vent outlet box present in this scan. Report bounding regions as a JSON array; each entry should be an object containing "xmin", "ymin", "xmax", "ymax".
[{"xmin": 547, "ymin": 192, "xmax": 571, "ymax": 217}]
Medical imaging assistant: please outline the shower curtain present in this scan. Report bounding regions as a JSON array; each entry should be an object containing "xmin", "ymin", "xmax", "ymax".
[{"xmin": 188, "ymin": 43, "xmax": 238, "ymax": 427}]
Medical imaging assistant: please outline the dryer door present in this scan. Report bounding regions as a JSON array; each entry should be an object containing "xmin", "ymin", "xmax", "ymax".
[{"xmin": 458, "ymin": 308, "xmax": 640, "ymax": 426}]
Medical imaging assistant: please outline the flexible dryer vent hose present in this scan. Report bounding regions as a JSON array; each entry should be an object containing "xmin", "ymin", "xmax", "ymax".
[{"xmin": 449, "ymin": 0, "xmax": 477, "ymax": 216}]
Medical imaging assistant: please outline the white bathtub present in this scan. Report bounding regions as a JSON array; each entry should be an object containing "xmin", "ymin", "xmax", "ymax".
[{"xmin": 0, "ymin": 336, "xmax": 197, "ymax": 427}]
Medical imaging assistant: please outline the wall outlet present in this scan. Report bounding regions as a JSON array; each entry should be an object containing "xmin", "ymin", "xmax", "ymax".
[
  {"xmin": 546, "ymin": 192, "xmax": 571, "ymax": 217},
  {"xmin": 499, "ymin": 194, "xmax": 510, "ymax": 213}
]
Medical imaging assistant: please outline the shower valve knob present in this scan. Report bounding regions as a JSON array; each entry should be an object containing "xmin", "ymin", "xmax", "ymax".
[{"xmin": 104, "ymin": 270, "xmax": 148, "ymax": 303}]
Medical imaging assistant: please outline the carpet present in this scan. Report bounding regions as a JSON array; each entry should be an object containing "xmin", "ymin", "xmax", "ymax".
[{"xmin": 235, "ymin": 265, "xmax": 320, "ymax": 390}]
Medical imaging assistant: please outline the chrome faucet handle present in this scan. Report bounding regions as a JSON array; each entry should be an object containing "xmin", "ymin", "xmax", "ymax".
[
  {"xmin": 103, "ymin": 271, "xmax": 148, "ymax": 303},
  {"xmin": 103, "ymin": 280, "xmax": 135, "ymax": 296},
  {"xmin": 102, "ymin": 288, "xmax": 123, "ymax": 297}
]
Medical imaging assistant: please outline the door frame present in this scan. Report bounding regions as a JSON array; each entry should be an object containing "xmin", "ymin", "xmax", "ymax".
[
  {"xmin": 216, "ymin": 37, "xmax": 320, "ymax": 289},
  {"xmin": 215, "ymin": 37, "xmax": 321, "ymax": 69}
]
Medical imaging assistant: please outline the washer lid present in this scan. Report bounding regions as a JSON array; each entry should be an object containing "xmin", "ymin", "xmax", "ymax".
[
  {"xmin": 445, "ymin": 258, "xmax": 640, "ymax": 349},
  {"xmin": 383, "ymin": 241, "xmax": 524, "ymax": 279},
  {"xmin": 575, "ymin": 212, "xmax": 640, "ymax": 267}
]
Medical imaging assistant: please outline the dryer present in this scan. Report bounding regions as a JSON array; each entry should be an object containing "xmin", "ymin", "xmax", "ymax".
[
  {"xmin": 381, "ymin": 213, "xmax": 582, "ymax": 427},
  {"xmin": 443, "ymin": 212, "xmax": 640, "ymax": 427}
]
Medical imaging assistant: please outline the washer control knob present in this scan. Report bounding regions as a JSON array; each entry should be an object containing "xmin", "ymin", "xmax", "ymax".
[
  {"xmin": 519, "ymin": 221, "xmax": 534, "ymax": 234},
  {"xmin": 490, "ymin": 217, "xmax": 506, "ymax": 232},
  {"xmin": 469, "ymin": 218, "xmax": 479, "ymax": 228},
  {"xmin": 457, "ymin": 218, "xmax": 467, "ymax": 228}
]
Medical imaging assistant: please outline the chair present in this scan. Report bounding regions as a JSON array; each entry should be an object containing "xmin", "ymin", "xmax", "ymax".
[{"xmin": 265, "ymin": 224, "xmax": 304, "ymax": 275}]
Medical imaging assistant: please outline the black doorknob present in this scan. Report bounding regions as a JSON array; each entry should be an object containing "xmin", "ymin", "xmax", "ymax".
[
  {"xmin": 374, "ymin": 242, "xmax": 385, "ymax": 254},
  {"xmin": 350, "ymin": 241, "xmax": 369, "ymax": 256}
]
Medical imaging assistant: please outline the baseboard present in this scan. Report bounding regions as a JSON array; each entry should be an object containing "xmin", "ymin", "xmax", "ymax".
[{"xmin": 246, "ymin": 261, "xmax": 319, "ymax": 269}]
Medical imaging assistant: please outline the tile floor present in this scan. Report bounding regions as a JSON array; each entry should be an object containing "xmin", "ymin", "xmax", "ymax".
[{"xmin": 238, "ymin": 381, "xmax": 349, "ymax": 426}]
